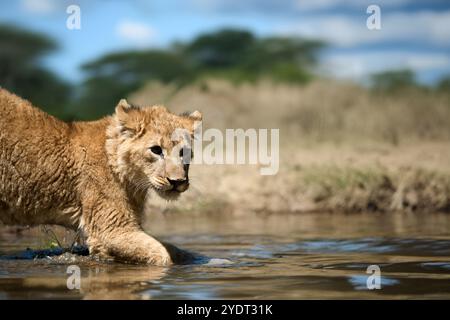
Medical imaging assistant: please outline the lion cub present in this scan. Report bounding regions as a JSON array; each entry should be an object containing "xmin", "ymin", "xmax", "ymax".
[{"xmin": 0, "ymin": 88, "xmax": 201, "ymax": 265}]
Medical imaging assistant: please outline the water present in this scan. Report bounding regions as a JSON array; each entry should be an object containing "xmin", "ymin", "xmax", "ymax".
[{"xmin": 1, "ymin": 212, "xmax": 450, "ymax": 299}]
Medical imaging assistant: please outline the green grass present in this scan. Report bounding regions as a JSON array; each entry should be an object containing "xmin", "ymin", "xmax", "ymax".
[{"xmin": 298, "ymin": 165, "xmax": 450, "ymax": 212}]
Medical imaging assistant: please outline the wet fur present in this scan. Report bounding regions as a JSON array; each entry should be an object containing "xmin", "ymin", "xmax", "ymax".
[{"xmin": 0, "ymin": 88, "xmax": 200, "ymax": 265}]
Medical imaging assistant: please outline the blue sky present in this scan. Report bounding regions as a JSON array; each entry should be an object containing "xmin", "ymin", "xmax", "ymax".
[{"xmin": 0, "ymin": 0, "xmax": 449, "ymax": 85}]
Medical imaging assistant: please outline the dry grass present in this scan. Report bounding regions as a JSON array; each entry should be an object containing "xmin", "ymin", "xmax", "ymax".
[
  {"xmin": 131, "ymin": 78, "xmax": 450, "ymax": 144},
  {"xmin": 130, "ymin": 79, "xmax": 450, "ymax": 214}
]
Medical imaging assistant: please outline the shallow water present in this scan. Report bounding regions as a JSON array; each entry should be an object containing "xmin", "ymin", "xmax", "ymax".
[{"xmin": 1, "ymin": 212, "xmax": 450, "ymax": 299}]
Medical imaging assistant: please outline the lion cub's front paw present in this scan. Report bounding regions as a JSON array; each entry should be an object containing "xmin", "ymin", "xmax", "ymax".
[{"xmin": 146, "ymin": 246, "xmax": 173, "ymax": 266}]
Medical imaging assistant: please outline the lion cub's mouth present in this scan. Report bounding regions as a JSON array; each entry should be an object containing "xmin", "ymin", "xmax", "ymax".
[{"xmin": 150, "ymin": 176, "xmax": 189, "ymax": 198}]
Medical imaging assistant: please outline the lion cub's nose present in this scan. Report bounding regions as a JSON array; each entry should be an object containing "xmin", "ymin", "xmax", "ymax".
[{"xmin": 167, "ymin": 178, "xmax": 187, "ymax": 188}]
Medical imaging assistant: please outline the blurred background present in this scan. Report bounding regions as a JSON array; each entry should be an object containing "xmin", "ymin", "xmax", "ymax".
[{"xmin": 1, "ymin": 0, "xmax": 450, "ymax": 214}]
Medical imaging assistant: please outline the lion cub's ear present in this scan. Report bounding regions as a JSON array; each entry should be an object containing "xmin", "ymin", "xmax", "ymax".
[
  {"xmin": 115, "ymin": 99, "xmax": 133, "ymax": 117},
  {"xmin": 114, "ymin": 99, "xmax": 144, "ymax": 137},
  {"xmin": 188, "ymin": 110, "xmax": 202, "ymax": 121}
]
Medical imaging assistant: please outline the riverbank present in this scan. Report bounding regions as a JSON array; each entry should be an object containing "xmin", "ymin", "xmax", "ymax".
[
  {"xmin": 129, "ymin": 79, "xmax": 450, "ymax": 214},
  {"xmin": 146, "ymin": 141, "xmax": 450, "ymax": 214}
]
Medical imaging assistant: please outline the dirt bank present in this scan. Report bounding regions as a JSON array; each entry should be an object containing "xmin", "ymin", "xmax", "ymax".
[{"xmin": 129, "ymin": 79, "xmax": 450, "ymax": 214}]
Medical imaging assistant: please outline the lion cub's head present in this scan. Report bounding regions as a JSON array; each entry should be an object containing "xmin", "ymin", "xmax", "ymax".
[{"xmin": 106, "ymin": 99, "xmax": 202, "ymax": 200}]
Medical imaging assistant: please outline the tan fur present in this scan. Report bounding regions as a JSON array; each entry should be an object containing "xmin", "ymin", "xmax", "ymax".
[{"xmin": 0, "ymin": 88, "xmax": 201, "ymax": 265}]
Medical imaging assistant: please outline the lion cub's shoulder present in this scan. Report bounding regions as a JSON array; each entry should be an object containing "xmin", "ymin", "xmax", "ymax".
[{"xmin": 0, "ymin": 88, "xmax": 67, "ymax": 131}]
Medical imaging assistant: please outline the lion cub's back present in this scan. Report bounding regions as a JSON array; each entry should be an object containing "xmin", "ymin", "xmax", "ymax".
[
  {"xmin": 0, "ymin": 89, "xmax": 71, "ymax": 144},
  {"xmin": 0, "ymin": 89, "xmax": 73, "ymax": 212}
]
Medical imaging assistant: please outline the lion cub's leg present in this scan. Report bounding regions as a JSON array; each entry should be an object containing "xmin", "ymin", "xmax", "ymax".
[
  {"xmin": 88, "ymin": 230, "xmax": 173, "ymax": 266},
  {"xmin": 87, "ymin": 231, "xmax": 196, "ymax": 265}
]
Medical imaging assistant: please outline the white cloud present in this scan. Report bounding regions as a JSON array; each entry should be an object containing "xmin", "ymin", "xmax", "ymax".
[
  {"xmin": 190, "ymin": 0, "xmax": 413, "ymax": 13},
  {"xmin": 294, "ymin": 0, "xmax": 410, "ymax": 11},
  {"xmin": 116, "ymin": 20, "xmax": 157, "ymax": 46},
  {"xmin": 21, "ymin": 0, "xmax": 58, "ymax": 14},
  {"xmin": 320, "ymin": 51, "xmax": 450, "ymax": 80},
  {"xmin": 279, "ymin": 11, "xmax": 450, "ymax": 47}
]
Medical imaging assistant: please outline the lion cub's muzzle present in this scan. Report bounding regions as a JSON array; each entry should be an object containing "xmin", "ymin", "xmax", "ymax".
[
  {"xmin": 151, "ymin": 176, "xmax": 189, "ymax": 193},
  {"xmin": 168, "ymin": 178, "xmax": 189, "ymax": 192}
]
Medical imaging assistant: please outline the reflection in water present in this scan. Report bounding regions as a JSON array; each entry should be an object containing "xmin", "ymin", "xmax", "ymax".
[
  {"xmin": 0, "ymin": 260, "xmax": 169, "ymax": 299},
  {"xmin": 0, "ymin": 212, "xmax": 450, "ymax": 299}
]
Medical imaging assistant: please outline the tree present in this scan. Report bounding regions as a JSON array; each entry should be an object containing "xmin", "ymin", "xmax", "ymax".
[
  {"xmin": 0, "ymin": 24, "xmax": 71, "ymax": 118},
  {"xmin": 370, "ymin": 69, "xmax": 418, "ymax": 91},
  {"xmin": 185, "ymin": 29, "xmax": 255, "ymax": 69},
  {"xmin": 75, "ymin": 50, "xmax": 192, "ymax": 119},
  {"xmin": 242, "ymin": 37, "xmax": 324, "ymax": 82},
  {"xmin": 76, "ymin": 28, "xmax": 326, "ymax": 119},
  {"xmin": 182, "ymin": 29, "xmax": 325, "ymax": 83},
  {"xmin": 436, "ymin": 75, "xmax": 450, "ymax": 92}
]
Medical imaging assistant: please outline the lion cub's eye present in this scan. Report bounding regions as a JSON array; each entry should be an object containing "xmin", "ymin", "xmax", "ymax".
[
  {"xmin": 180, "ymin": 147, "xmax": 192, "ymax": 159},
  {"xmin": 150, "ymin": 146, "xmax": 163, "ymax": 156}
]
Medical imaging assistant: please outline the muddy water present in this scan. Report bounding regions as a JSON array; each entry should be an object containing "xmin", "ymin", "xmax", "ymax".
[{"xmin": 1, "ymin": 212, "xmax": 450, "ymax": 299}]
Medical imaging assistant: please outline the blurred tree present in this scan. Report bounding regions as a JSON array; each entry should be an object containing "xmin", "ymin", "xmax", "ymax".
[
  {"xmin": 75, "ymin": 50, "xmax": 192, "ymax": 119},
  {"xmin": 77, "ymin": 28, "xmax": 326, "ymax": 119},
  {"xmin": 183, "ymin": 29, "xmax": 325, "ymax": 83},
  {"xmin": 370, "ymin": 69, "xmax": 418, "ymax": 91},
  {"xmin": 185, "ymin": 29, "xmax": 255, "ymax": 69},
  {"xmin": 436, "ymin": 75, "xmax": 450, "ymax": 92},
  {"xmin": 243, "ymin": 37, "xmax": 324, "ymax": 82},
  {"xmin": 0, "ymin": 24, "xmax": 71, "ymax": 118}
]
